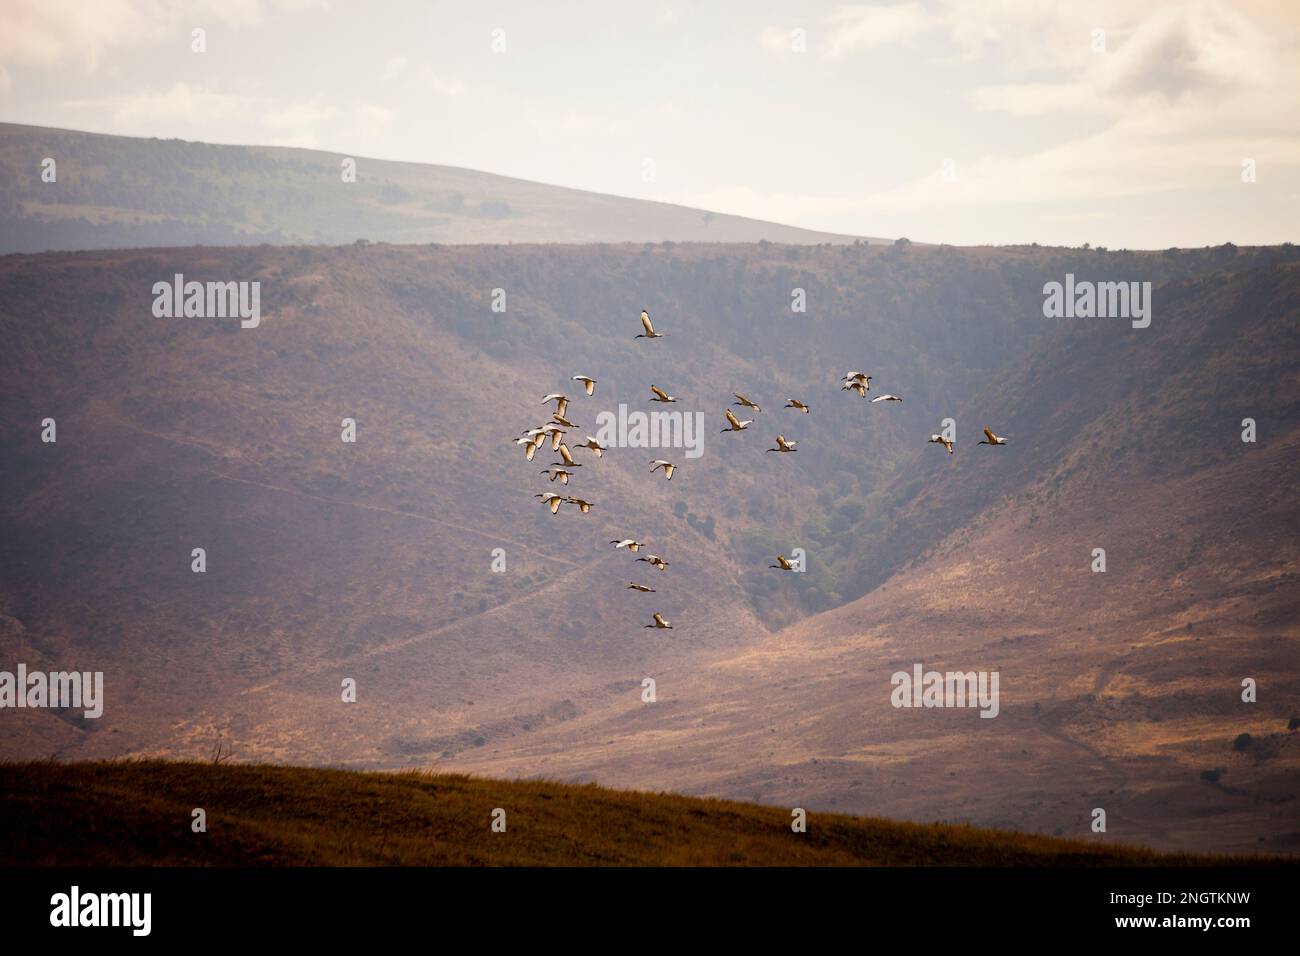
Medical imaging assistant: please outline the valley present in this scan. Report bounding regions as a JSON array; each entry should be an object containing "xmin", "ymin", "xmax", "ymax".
[{"xmin": 1, "ymin": 239, "xmax": 1296, "ymax": 857}]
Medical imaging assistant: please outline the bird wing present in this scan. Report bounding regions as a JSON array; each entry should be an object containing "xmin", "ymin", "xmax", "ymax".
[
  {"xmin": 984, "ymin": 427, "xmax": 996, "ymax": 442},
  {"xmin": 650, "ymin": 385, "xmax": 669, "ymax": 401},
  {"xmin": 641, "ymin": 311, "xmax": 654, "ymax": 335},
  {"xmin": 725, "ymin": 408, "xmax": 740, "ymax": 428}
]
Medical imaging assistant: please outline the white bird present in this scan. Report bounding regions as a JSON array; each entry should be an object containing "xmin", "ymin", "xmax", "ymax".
[
  {"xmin": 548, "ymin": 414, "xmax": 578, "ymax": 429},
  {"xmin": 564, "ymin": 496, "xmax": 594, "ymax": 514},
  {"xmin": 534, "ymin": 492, "xmax": 564, "ymax": 514},
  {"xmin": 766, "ymin": 435, "xmax": 798, "ymax": 453},
  {"xmin": 635, "ymin": 309, "xmax": 666, "ymax": 339},
  {"xmin": 576, "ymin": 436, "xmax": 606, "ymax": 457},
  {"xmin": 978, "ymin": 427, "xmax": 1009, "ymax": 446},
  {"xmin": 842, "ymin": 371, "xmax": 871, "ymax": 385},
  {"xmin": 540, "ymin": 466, "xmax": 578, "ymax": 484},
  {"xmin": 649, "ymin": 385, "xmax": 677, "ymax": 403},
  {"xmin": 571, "ymin": 375, "xmax": 597, "ymax": 396},
  {"xmin": 733, "ymin": 393, "xmax": 761, "ymax": 413},
  {"xmin": 770, "ymin": 555, "xmax": 795, "ymax": 571},
  {"xmin": 611, "ymin": 539, "xmax": 643, "ymax": 553},
  {"xmin": 644, "ymin": 612, "xmax": 673, "ymax": 629},
  {"xmin": 928, "ymin": 434, "xmax": 954, "ymax": 454},
  {"xmin": 540, "ymin": 393, "xmax": 569, "ymax": 418},
  {"xmin": 842, "ymin": 380, "xmax": 868, "ymax": 397},
  {"xmin": 540, "ymin": 426, "xmax": 567, "ymax": 451},
  {"xmin": 721, "ymin": 408, "xmax": 751, "ymax": 432},
  {"xmin": 515, "ymin": 436, "xmax": 540, "ymax": 462},
  {"xmin": 636, "ymin": 554, "xmax": 669, "ymax": 571},
  {"xmin": 626, "ymin": 582, "xmax": 656, "ymax": 593},
  {"xmin": 785, "ymin": 399, "xmax": 810, "ymax": 413},
  {"xmin": 650, "ymin": 459, "xmax": 676, "ymax": 480},
  {"xmin": 554, "ymin": 443, "xmax": 577, "ymax": 467},
  {"xmin": 871, "ymin": 394, "xmax": 902, "ymax": 403}
]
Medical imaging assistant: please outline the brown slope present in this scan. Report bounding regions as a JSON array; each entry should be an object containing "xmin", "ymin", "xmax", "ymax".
[
  {"xmin": 448, "ymin": 262, "xmax": 1300, "ymax": 856},
  {"xmin": 0, "ymin": 242, "xmax": 1296, "ymax": 854}
]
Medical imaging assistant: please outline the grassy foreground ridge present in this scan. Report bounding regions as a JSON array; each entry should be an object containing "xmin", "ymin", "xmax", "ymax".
[{"xmin": 0, "ymin": 760, "xmax": 1275, "ymax": 866}]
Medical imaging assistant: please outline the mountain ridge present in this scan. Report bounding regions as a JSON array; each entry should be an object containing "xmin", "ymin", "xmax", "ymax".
[{"xmin": 0, "ymin": 122, "xmax": 877, "ymax": 253}]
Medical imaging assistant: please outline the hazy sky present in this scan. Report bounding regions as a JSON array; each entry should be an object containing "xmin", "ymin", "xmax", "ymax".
[{"xmin": 2, "ymin": 0, "xmax": 1298, "ymax": 247}]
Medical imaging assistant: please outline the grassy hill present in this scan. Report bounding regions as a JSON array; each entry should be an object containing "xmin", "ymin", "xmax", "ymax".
[
  {"xmin": 0, "ymin": 760, "xmax": 1251, "ymax": 866},
  {"xmin": 0, "ymin": 240, "xmax": 1296, "ymax": 856},
  {"xmin": 0, "ymin": 123, "xmax": 869, "ymax": 253}
]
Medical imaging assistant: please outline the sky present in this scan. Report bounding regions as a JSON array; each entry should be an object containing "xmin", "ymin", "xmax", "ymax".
[{"xmin": 1, "ymin": 0, "xmax": 1298, "ymax": 248}]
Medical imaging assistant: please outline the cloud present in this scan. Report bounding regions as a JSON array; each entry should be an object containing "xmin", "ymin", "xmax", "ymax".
[
  {"xmin": 819, "ymin": 3, "xmax": 938, "ymax": 59},
  {"xmin": 0, "ymin": 0, "xmax": 310, "ymax": 72}
]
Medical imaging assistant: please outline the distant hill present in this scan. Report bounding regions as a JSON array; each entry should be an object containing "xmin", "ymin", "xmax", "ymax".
[
  {"xmin": 0, "ymin": 760, "xmax": 1246, "ymax": 866},
  {"xmin": 0, "ymin": 123, "xmax": 872, "ymax": 253},
  {"xmin": 1, "ymin": 239, "xmax": 1296, "ymax": 857}
]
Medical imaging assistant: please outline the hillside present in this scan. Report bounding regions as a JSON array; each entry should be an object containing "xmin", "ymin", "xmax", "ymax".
[
  {"xmin": 0, "ymin": 123, "xmax": 868, "ymax": 253},
  {"xmin": 1, "ymin": 240, "xmax": 1297, "ymax": 856},
  {"xmin": 0, "ymin": 760, "xmax": 1248, "ymax": 866}
]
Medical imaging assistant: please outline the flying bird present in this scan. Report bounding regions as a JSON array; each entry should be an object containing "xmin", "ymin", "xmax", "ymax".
[
  {"xmin": 540, "ymin": 393, "xmax": 569, "ymax": 418},
  {"xmin": 978, "ymin": 427, "xmax": 1009, "ymax": 446},
  {"xmin": 928, "ymin": 434, "xmax": 954, "ymax": 454},
  {"xmin": 650, "ymin": 459, "xmax": 676, "ymax": 480},
  {"xmin": 635, "ymin": 309, "xmax": 666, "ymax": 339},
  {"xmin": 554, "ymin": 443, "xmax": 578, "ymax": 467},
  {"xmin": 564, "ymin": 496, "xmax": 594, "ymax": 514},
  {"xmin": 515, "ymin": 437, "xmax": 540, "ymax": 461},
  {"xmin": 575, "ymin": 437, "xmax": 606, "ymax": 457},
  {"xmin": 721, "ymin": 408, "xmax": 752, "ymax": 432},
  {"xmin": 784, "ymin": 399, "xmax": 810, "ymax": 413},
  {"xmin": 626, "ymin": 582, "xmax": 656, "ymax": 593},
  {"xmin": 871, "ymin": 394, "xmax": 902, "ymax": 403},
  {"xmin": 611, "ymin": 539, "xmax": 643, "ymax": 553},
  {"xmin": 540, "ymin": 466, "xmax": 578, "ymax": 484},
  {"xmin": 842, "ymin": 380, "xmax": 868, "ymax": 398},
  {"xmin": 649, "ymin": 385, "xmax": 677, "ymax": 403},
  {"xmin": 571, "ymin": 375, "xmax": 597, "ymax": 396},
  {"xmin": 534, "ymin": 492, "xmax": 564, "ymax": 514},
  {"xmin": 636, "ymin": 554, "xmax": 669, "ymax": 571},
  {"xmin": 540, "ymin": 426, "xmax": 567, "ymax": 451},
  {"xmin": 548, "ymin": 414, "xmax": 578, "ymax": 429},
  {"xmin": 644, "ymin": 612, "xmax": 673, "ymax": 630},
  {"xmin": 766, "ymin": 435, "xmax": 798, "ymax": 453},
  {"xmin": 842, "ymin": 371, "xmax": 871, "ymax": 384},
  {"xmin": 770, "ymin": 555, "xmax": 795, "ymax": 571},
  {"xmin": 733, "ymin": 393, "xmax": 761, "ymax": 413}
]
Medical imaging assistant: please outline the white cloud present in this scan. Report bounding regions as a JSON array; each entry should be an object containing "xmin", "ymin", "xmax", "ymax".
[
  {"xmin": 0, "ymin": 0, "xmax": 309, "ymax": 72},
  {"xmin": 819, "ymin": 3, "xmax": 938, "ymax": 59}
]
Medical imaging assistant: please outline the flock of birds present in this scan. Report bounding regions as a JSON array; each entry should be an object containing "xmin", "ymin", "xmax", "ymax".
[{"xmin": 515, "ymin": 309, "xmax": 1009, "ymax": 631}]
